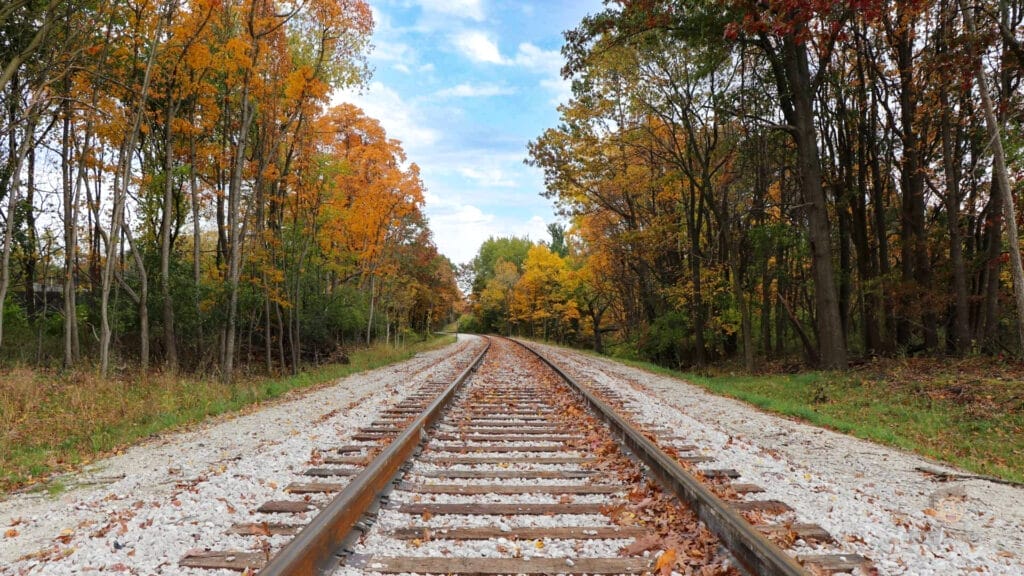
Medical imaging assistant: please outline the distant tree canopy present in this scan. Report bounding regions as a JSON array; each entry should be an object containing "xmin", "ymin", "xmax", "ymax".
[
  {"xmin": 0, "ymin": 0, "xmax": 459, "ymax": 378},
  {"xmin": 500, "ymin": 0, "xmax": 1024, "ymax": 370}
]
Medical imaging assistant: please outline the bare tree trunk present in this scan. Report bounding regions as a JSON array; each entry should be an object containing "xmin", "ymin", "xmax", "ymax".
[
  {"xmin": 961, "ymin": 0, "xmax": 1024, "ymax": 355},
  {"xmin": 189, "ymin": 130, "xmax": 202, "ymax": 353},
  {"xmin": 159, "ymin": 100, "xmax": 178, "ymax": 370},
  {"xmin": 366, "ymin": 274, "xmax": 375, "ymax": 345},
  {"xmin": 100, "ymin": 9, "xmax": 162, "ymax": 376},
  {"xmin": 0, "ymin": 105, "xmax": 38, "ymax": 349},
  {"xmin": 782, "ymin": 37, "xmax": 847, "ymax": 368},
  {"xmin": 123, "ymin": 224, "xmax": 150, "ymax": 370},
  {"xmin": 22, "ymin": 147, "xmax": 37, "ymax": 322},
  {"xmin": 62, "ymin": 96, "xmax": 79, "ymax": 367},
  {"xmin": 941, "ymin": 100, "xmax": 971, "ymax": 354},
  {"xmin": 222, "ymin": 78, "xmax": 256, "ymax": 381}
]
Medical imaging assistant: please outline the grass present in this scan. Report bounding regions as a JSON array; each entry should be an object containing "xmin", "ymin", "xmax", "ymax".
[
  {"xmin": 604, "ymin": 354, "xmax": 1024, "ymax": 484},
  {"xmin": 0, "ymin": 335, "xmax": 456, "ymax": 493}
]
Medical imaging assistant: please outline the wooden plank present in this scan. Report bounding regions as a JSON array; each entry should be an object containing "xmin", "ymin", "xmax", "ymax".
[
  {"xmin": 432, "ymin": 434, "xmax": 578, "ymax": 442},
  {"xmin": 305, "ymin": 466, "xmax": 360, "ymax": 476},
  {"xmin": 677, "ymin": 455, "xmax": 715, "ymax": 463},
  {"xmin": 730, "ymin": 483, "xmax": 765, "ymax": 494},
  {"xmin": 334, "ymin": 445, "xmax": 374, "ymax": 453},
  {"xmin": 457, "ymin": 417, "xmax": 554, "ymax": 423},
  {"xmin": 438, "ymin": 426, "xmax": 567, "ymax": 434},
  {"xmin": 285, "ymin": 482, "xmax": 345, "ymax": 494},
  {"xmin": 731, "ymin": 500, "xmax": 794, "ymax": 514},
  {"xmin": 757, "ymin": 523, "xmax": 834, "ymax": 544},
  {"xmin": 427, "ymin": 444, "xmax": 569, "ymax": 453},
  {"xmin": 257, "ymin": 500, "xmax": 316, "ymax": 513},
  {"xmin": 464, "ymin": 407, "xmax": 557, "ymax": 412},
  {"xmin": 420, "ymin": 456, "xmax": 596, "ymax": 465},
  {"xmin": 317, "ymin": 455, "xmax": 368, "ymax": 465},
  {"xmin": 799, "ymin": 554, "xmax": 872, "ymax": 573},
  {"xmin": 180, "ymin": 551, "xmax": 264, "ymax": 571},
  {"xmin": 352, "ymin": 433, "xmax": 397, "ymax": 441},
  {"xmin": 348, "ymin": 556, "xmax": 650, "ymax": 574},
  {"xmin": 397, "ymin": 482, "xmax": 622, "ymax": 495},
  {"xmin": 390, "ymin": 526, "xmax": 648, "ymax": 540},
  {"xmin": 416, "ymin": 470, "xmax": 595, "ymax": 480},
  {"xmin": 699, "ymin": 468, "xmax": 740, "ymax": 479},
  {"xmin": 397, "ymin": 503, "xmax": 606, "ymax": 515},
  {"xmin": 227, "ymin": 522, "xmax": 302, "ymax": 536}
]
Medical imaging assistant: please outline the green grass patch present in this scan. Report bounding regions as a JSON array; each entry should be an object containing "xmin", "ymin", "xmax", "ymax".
[
  {"xmin": 603, "ymin": 355, "xmax": 1024, "ymax": 484},
  {"xmin": 0, "ymin": 335, "xmax": 456, "ymax": 492}
]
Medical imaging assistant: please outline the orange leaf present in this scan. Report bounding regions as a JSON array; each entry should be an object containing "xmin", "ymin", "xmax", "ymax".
[
  {"xmin": 4, "ymin": 528, "xmax": 18, "ymax": 538},
  {"xmin": 654, "ymin": 549, "xmax": 676, "ymax": 575}
]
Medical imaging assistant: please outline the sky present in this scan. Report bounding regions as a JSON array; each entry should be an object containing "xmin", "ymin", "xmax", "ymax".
[{"xmin": 331, "ymin": 0, "xmax": 604, "ymax": 265}]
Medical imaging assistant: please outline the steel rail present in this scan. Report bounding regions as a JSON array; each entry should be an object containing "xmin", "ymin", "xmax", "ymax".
[
  {"xmin": 514, "ymin": 338, "xmax": 808, "ymax": 576},
  {"xmin": 259, "ymin": 337, "xmax": 490, "ymax": 576}
]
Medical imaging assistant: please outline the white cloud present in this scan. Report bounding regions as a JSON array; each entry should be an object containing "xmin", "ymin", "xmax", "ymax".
[
  {"xmin": 445, "ymin": 37, "xmax": 569, "ymax": 103},
  {"xmin": 452, "ymin": 31, "xmax": 504, "ymax": 64},
  {"xmin": 332, "ymin": 81, "xmax": 440, "ymax": 149},
  {"xmin": 424, "ymin": 194, "xmax": 551, "ymax": 264},
  {"xmin": 518, "ymin": 215, "xmax": 550, "ymax": 243},
  {"xmin": 436, "ymin": 83, "xmax": 515, "ymax": 98},
  {"xmin": 393, "ymin": 63, "xmax": 411, "ymax": 74},
  {"xmin": 457, "ymin": 166, "xmax": 517, "ymax": 187},
  {"xmin": 372, "ymin": 40, "xmax": 413, "ymax": 62},
  {"xmin": 416, "ymin": 0, "xmax": 485, "ymax": 22},
  {"xmin": 511, "ymin": 42, "xmax": 561, "ymax": 74}
]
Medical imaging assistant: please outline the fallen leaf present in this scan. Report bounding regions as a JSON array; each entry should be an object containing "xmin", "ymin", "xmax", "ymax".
[
  {"xmin": 655, "ymin": 549, "xmax": 676, "ymax": 575},
  {"xmin": 4, "ymin": 529, "xmax": 18, "ymax": 538}
]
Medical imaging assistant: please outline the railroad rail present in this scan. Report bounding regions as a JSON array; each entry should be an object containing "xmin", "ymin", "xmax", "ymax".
[{"xmin": 180, "ymin": 335, "xmax": 871, "ymax": 575}]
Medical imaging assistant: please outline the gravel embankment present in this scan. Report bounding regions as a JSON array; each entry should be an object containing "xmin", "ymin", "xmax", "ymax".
[
  {"xmin": 531, "ymin": 341, "xmax": 1024, "ymax": 575},
  {"xmin": 0, "ymin": 335, "xmax": 483, "ymax": 575}
]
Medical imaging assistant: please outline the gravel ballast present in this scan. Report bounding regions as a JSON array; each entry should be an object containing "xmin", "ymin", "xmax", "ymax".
[
  {"xmin": 0, "ymin": 336, "xmax": 484, "ymax": 574},
  {"xmin": 530, "ymin": 341, "xmax": 1024, "ymax": 575}
]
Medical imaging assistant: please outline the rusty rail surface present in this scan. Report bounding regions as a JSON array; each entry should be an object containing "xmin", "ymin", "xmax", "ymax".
[
  {"xmin": 258, "ymin": 338, "xmax": 490, "ymax": 576},
  {"xmin": 513, "ymin": 338, "xmax": 808, "ymax": 576}
]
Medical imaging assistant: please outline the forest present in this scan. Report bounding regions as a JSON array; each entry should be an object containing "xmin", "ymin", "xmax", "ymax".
[
  {"xmin": 462, "ymin": 0, "xmax": 1024, "ymax": 371},
  {"xmin": 0, "ymin": 0, "xmax": 460, "ymax": 379}
]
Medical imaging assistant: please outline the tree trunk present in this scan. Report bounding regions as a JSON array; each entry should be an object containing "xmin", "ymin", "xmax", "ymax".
[
  {"xmin": 159, "ymin": 100, "xmax": 178, "ymax": 370},
  {"xmin": 366, "ymin": 274, "xmax": 375, "ymax": 345},
  {"xmin": 961, "ymin": 0, "xmax": 1024, "ymax": 355},
  {"xmin": 222, "ymin": 77, "xmax": 256, "ymax": 381},
  {"xmin": 894, "ymin": 14, "xmax": 938, "ymax": 352},
  {"xmin": 100, "ymin": 7, "xmax": 162, "ymax": 377},
  {"xmin": 941, "ymin": 96, "xmax": 971, "ymax": 354},
  {"xmin": 781, "ymin": 37, "xmax": 847, "ymax": 369},
  {"xmin": 23, "ymin": 146, "xmax": 38, "ymax": 322},
  {"xmin": 732, "ymin": 261, "xmax": 755, "ymax": 371},
  {"xmin": 591, "ymin": 305, "xmax": 605, "ymax": 353},
  {"xmin": 62, "ymin": 95, "xmax": 79, "ymax": 367},
  {"xmin": 0, "ymin": 104, "xmax": 38, "ymax": 350},
  {"xmin": 123, "ymin": 225, "xmax": 149, "ymax": 370}
]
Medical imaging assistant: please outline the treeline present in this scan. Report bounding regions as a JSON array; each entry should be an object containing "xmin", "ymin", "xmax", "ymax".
[
  {"xmin": 474, "ymin": 0, "xmax": 1024, "ymax": 370},
  {"xmin": 460, "ymin": 233, "xmax": 617, "ymax": 354},
  {"xmin": 0, "ymin": 0, "xmax": 459, "ymax": 378}
]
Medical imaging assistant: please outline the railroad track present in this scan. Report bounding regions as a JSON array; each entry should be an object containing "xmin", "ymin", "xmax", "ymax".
[{"xmin": 180, "ymin": 336, "xmax": 871, "ymax": 575}]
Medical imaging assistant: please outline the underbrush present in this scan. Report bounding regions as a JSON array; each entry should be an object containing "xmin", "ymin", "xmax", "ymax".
[
  {"xmin": 611, "ymin": 355, "xmax": 1024, "ymax": 484},
  {"xmin": 0, "ymin": 335, "xmax": 456, "ymax": 492}
]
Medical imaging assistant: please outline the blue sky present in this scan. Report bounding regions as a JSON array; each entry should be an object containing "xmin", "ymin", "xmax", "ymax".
[{"xmin": 333, "ymin": 0, "xmax": 603, "ymax": 264}]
